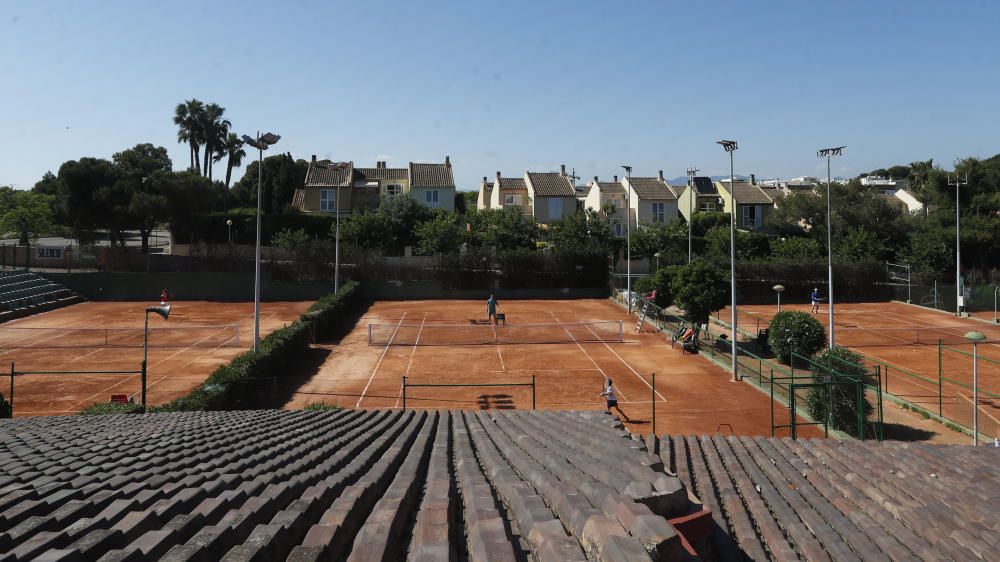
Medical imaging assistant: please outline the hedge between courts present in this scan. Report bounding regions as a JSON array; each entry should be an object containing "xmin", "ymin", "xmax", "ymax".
[{"xmin": 79, "ymin": 281, "xmax": 360, "ymax": 415}]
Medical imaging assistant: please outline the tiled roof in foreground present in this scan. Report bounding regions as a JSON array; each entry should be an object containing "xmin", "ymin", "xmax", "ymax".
[
  {"xmin": 1, "ymin": 410, "xmax": 996, "ymax": 561},
  {"xmin": 0, "ymin": 411, "xmax": 693, "ymax": 561},
  {"xmin": 656, "ymin": 434, "xmax": 999, "ymax": 561}
]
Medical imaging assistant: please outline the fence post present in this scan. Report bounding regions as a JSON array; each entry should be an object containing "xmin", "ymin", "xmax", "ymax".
[
  {"xmin": 140, "ymin": 361, "xmax": 147, "ymax": 410},
  {"xmin": 857, "ymin": 380, "xmax": 864, "ymax": 441},
  {"xmin": 402, "ymin": 376, "xmax": 407, "ymax": 410},
  {"xmin": 790, "ymin": 383, "xmax": 797, "ymax": 440},
  {"xmin": 531, "ymin": 375, "xmax": 536, "ymax": 410},
  {"xmin": 25, "ymin": 241, "xmax": 29, "ymax": 272},
  {"xmin": 9, "ymin": 362, "xmax": 14, "ymax": 417},
  {"xmin": 769, "ymin": 369, "xmax": 777, "ymax": 437}
]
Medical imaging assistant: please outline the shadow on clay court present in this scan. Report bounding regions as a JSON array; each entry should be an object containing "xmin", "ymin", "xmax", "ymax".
[
  {"xmin": 241, "ymin": 345, "xmax": 333, "ymax": 409},
  {"xmin": 477, "ymin": 394, "xmax": 514, "ymax": 410},
  {"xmin": 880, "ymin": 423, "xmax": 938, "ymax": 442}
]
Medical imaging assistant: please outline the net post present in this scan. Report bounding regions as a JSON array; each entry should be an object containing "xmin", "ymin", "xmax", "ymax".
[
  {"xmin": 531, "ymin": 375, "xmax": 536, "ymax": 410},
  {"xmin": 9, "ymin": 362, "xmax": 14, "ymax": 417},
  {"xmin": 402, "ymin": 376, "xmax": 407, "ymax": 410},
  {"xmin": 651, "ymin": 372, "xmax": 656, "ymax": 438},
  {"xmin": 140, "ymin": 361, "xmax": 147, "ymax": 410}
]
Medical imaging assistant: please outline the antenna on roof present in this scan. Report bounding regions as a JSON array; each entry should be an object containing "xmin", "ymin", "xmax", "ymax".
[
  {"xmin": 568, "ymin": 167, "xmax": 581, "ymax": 184},
  {"xmin": 686, "ymin": 167, "xmax": 699, "ymax": 186}
]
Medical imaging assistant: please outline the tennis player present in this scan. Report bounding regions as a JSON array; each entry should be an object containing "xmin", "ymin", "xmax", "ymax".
[
  {"xmin": 599, "ymin": 379, "xmax": 629, "ymax": 421},
  {"xmin": 160, "ymin": 289, "xmax": 169, "ymax": 306},
  {"xmin": 810, "ymin": 288, "xmax": 819, "ymax": 314},
  {"xmin": 487, "ymin": 294, "xmax": 499, "ymax": 325}
]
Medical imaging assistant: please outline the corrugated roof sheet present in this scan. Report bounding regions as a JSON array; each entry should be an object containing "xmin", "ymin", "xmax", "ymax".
[
  {"xmin": 526, "ymin": 172, "xmax": 576, "ymax": 196},
  {"xmin": 409, "ymin": 162, "xmax": 455, "ymax": 187}
]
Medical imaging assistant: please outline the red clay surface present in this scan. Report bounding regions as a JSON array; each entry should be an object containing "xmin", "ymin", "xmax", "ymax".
[
  {"xmin": 720, "ymin": 301, "xmax": 1000, "ymax": 441},
  {"xmin": 287, "ymin": 299, "xmax": 820, "ymax": 438},
  {"xmin": 1, "ymin": 301, "xmax": 312, "ymax": 416}
]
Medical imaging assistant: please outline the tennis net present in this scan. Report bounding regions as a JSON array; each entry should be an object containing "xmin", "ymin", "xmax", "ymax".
[
  {"xmin": 368, "ymin": 320, "xmax": 624, "ymax": 346},
  {"xmin": 835, "ymin": 325, "xmax": 1000, "ymax": 347},
  {"xmin": 0, "ymin": 324, "xmax": 242, "ymax": 349}
]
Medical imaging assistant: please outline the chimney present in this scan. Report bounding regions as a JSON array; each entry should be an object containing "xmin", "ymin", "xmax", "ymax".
[
  {"xmin": 613, "ymin": 175, "xmax": 618, "ymax": 182},
  {"xmin": 445, "ymin": 155, "xmax": 451, "ymax": 168},
  {"xmin": 750, "ymin": 174, "xmax": 756, "ymax": 185},
  {"xmin": 311, "ymin": 155, "xmax": 317, "ymax": 163},
  {"xmin": 560, "ymin": 164, "xmax": 566, "ymax": 176},
  {"xmin": 483, "ymin": 176, "xmax": 488, "ymax": 183},
  {"xmin": 593, "ymin": 176, "xmax": 599, "ymax": 182},
  {"xmin": 496, "ymin": 171, "xmax": 501, "ymax": 180},
  {"xmin": 657, "ymin": 170, "xmax": 664, "ymax": 182}
]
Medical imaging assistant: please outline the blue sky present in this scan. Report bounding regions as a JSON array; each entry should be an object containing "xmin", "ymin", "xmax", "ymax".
[{"xmin": 2, "ymin": 0, "xmax": 998, "ymax": 190}]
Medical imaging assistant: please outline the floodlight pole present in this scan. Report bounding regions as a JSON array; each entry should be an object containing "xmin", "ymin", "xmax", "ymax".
[
  {"xmin": 243, "ymin": 131, "xmax": 280, "ymax": 352},
  {"xmin": 686, "ymin": 167, "xmax": 698, "ymax": 263},
  {"xmin": 818, "ymin": 146, "xmax": 844, "ymax": 349},
  {"xmin": 335, "ymin": 178, "xmax": 341, "ymax": 294},
  {"xmin": 622, "ymin": 165, "xmax": 632, "ymax": 315},
  {"xmin": 949, "ymin": 174, "xmax": 967, "ymax": 317},
  {"xmin": 717, "ymin": 141, "xmax": 738, "ymax": 380}
]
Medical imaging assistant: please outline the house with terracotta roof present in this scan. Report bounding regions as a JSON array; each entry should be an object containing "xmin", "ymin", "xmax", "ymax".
[
  {"xmin": 715, "ymin": 179, "xmax": 774, "ymax": 230},
  {"xmin": 487, "ymin": 172, "xmax": 532, "ymax": 217},
  {"xmin": 623, "ymin": 171, "xmax": 679, "ymax": 225},
  {"xmin": 295, "ymin": 156, "xmax": 455, "ymax": 213},
  {"xmin": 477, "ymin": 176, "xmax": 494, "ymax": 210},
  {"xmin": 583, "ymin": 175, "xmax": 629, "ymax": 237},
  {"xmin": 525, "ymin": 166, "xmax": 578, "ymax": 224}
]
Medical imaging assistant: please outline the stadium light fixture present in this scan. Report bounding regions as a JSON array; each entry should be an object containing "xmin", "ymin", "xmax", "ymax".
[
  {"xmin": 716, "ymin": 140, "xmax": 738, "ymax": 381},
  {"xmin": 621, "ymin": 165, "xmax": 633, "ymax": 315},
  {"xmin": 773, "ymin": 284, "xmax": 785, "ymax": 313},
  {"xmin": 245, "ymin": 131, "xmax": 280, "ymax": 352},
  {"xmin": 965, "ymin": 330, "xmax": 986, "ymax": 446},
  {"xmin": 142, "ymin": 304, "xmax": 171, "ymax": 408},
  {"xmin": 817, "ymin": 145, "xmax": 845, "ymax": 349}
]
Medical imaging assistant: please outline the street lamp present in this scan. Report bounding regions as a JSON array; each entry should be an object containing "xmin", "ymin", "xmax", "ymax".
[
  {"xmin": 654, "ymin": 252, "xmax": 662, "ymax": 272},
  {"xmin": 773, "ymin": 284, "xmax": 785, "ymax": 313},
  {"xmin": 622, "ymin": 165, "xmax": 633, "ymax": 315},
  {"xmin": 949, "ymin": 174, "xmax": 968, "ymax": 317},
  {"xmin": 226, "ymin": 219, "xmax": 233, "ymax": 245},
  {"xmin": 241, "ymin": 131, "xmax": 281, "ymax": 352},
  {"xmin": 965, "ymin": 330, "xmax": 986, "ymax": 446},
  {"xmin": 142, "ymin": 304, "xmax": 171, "ymax": 408},
  {"xmin": 818, "ymin": 146, "xmax": 845, "ymax": 349},
  {"xmin": 717, "ymin": 140, "xmax": 738, "ymax": 381}
]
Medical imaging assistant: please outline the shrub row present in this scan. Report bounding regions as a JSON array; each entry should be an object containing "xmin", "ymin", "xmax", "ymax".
[{"xmin": 79, "ymin": 281, "xmax": 360, "ymax": 415}]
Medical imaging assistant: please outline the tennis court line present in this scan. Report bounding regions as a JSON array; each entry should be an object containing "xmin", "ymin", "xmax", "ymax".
[
  {"xmin": 394, "ymin": 313, "xmax": 426, "ymax": 408},
  {"xmin": 357, "ymin": 312, "xmax": 407, "ymax": 408},
  {"xmin": 546, "ymin": 311, "xmax": 629, "ymax": 402},
  {"xmin": 582, "ymin": 317, "xmax": 667, "ymax": 403},
  {"xmin": 880, "ymin": 310, "xmax": 1000, "ymax": 352}
]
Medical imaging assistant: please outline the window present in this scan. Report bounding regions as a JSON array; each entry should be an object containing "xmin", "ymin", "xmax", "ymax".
[
  {"xmin": 320, "ymin": 189, "xmax": 336, "ymax": 212},
  {"xmin": 613, "ymin": 222, "xmax": 625, "ymax": 237},
  {"xmin": 651, "ymin": 202, "xmax": 665, "ymax": 224},
  {"xmin": 548, "ymin": 197, "xmax": 563, "ymax": 219},
  {"xmin": 699, "ymin": 201, "xmax": 716, "ymax": 212},
  {"xmin": 603, "ymin": 198, "xmax": 624, "ymax": 209},
  {"xmin": 504, "ymin": 194, "xmax": 523, "ymax": 206},
  {"xmin": 385, "ymin": 184, "xmax": 403, "ymax": 196},
  {"xmin": 425, "ymin": 190, "xmax": 440, "ymax": 207},
  {"xmin": 741, "ymin": 205, "xmax": 759, "ymax": 227}
]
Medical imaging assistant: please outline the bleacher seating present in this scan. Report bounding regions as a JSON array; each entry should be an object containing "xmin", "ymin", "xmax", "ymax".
[{"xmin": 0, "ymin": 270, "xmax": 81, "ymax": 320}]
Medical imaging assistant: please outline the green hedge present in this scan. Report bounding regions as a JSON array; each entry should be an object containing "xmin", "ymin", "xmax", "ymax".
[
  {"xmin": 80, "ymin": 402, "xmax": 144, "ymax": 415},
  {"xmin": 79, "ymin": 281, "xmax": 361, "ymax": 415}
]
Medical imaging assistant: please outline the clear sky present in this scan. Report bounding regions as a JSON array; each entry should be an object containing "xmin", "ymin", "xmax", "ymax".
[{"xmin": 2, "ymin": 0, "xmax": 998, "ymax": 190}]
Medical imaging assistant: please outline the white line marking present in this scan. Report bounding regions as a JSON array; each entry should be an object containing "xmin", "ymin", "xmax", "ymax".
[
  {"xmin": 395, "ymin": 313, "xmax": 426, "ymax": 408},
  {"xmin": 581, "ymin": 315, "xmax": 668, "ymax": 403},
  {"xmin": 546, "ymin": 311, "xmax": 629, "ymax": 402},
  {"xmin": 357, "ymin": 312, "xmax": 406, "ymax": 408}
]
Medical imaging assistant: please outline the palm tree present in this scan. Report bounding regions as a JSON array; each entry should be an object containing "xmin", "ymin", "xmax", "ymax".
[
  {"xmin": 200, "ymin": 103, "xmax": 230, "ymax": 181},
  {"xmin": 219, "ymin": 133, "xmax": 246, "ymax": 188},
  {"xmin": 173, "ymin": 99, "xmax": 205, "ymax": 174}
]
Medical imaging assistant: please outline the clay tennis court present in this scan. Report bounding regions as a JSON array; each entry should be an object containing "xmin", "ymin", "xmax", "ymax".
[
  {"xmin": 1, "ymin": 300, "xmax": 312, "ymax": 416},
  {"xmin": 719, "ymin": 301, "xmax": 1000, "ymax": 439},
  {"xmin": 286, "ymin": 298, "xmax": 820, "ymax": 437}
]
